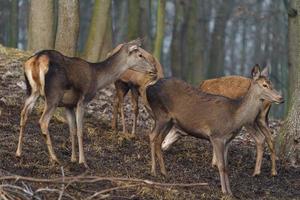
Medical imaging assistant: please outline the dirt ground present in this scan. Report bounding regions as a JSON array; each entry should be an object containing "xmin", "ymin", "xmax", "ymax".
[{"xmin": 0, "ymin": 47, "xmax": 299, "ymax": 199}]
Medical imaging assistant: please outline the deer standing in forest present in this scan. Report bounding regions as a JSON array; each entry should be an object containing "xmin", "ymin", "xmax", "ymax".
[
  {"xmin": 109, "ymin": 44, "xmax": 164, "ymax": 137},
  {"xmin": 16, "ymin": 40, "xmax": 155, "ymax": 167},
  {"xmin": 146, "ymin": 66, "xmax": 283, "ymax": 194},
  {"xmin": 162, "ymin": 71, "xmax": 278, "ymax": 176}
]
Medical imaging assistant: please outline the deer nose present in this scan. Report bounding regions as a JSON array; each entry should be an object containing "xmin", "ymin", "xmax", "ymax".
[{"xmin": 279, "ymin": 97, "xmax": 284, "ymax": 104}]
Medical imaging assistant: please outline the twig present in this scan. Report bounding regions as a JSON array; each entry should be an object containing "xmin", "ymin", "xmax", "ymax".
[
  {"xmin": 86, "ymin": 184, "xmax": 138, "ymax": 200},
  {"xmin": 58, "ymin": 166, "xmax": 65, "ymax": 200}
]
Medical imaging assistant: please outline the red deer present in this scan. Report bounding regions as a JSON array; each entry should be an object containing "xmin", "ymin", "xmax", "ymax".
[
  {"xmin": 162, "ymin": 74, "xmax": 277, "ymax": 176},
  {"xmin": 146, "ymin": 66, "xmax": 283, "ymax": 194},
  {"xmin": 109, "ymin": 44, "xmax": 164, "ymax": 137},
  {"xmin": 16, "ymin": 39, "xmax": 155, "ymax": 167}
]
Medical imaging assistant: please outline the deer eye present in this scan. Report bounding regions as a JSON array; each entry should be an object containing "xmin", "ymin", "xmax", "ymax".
[{"xmin": 262, "ymin": 84, "xmax": 268, "ymax": 88}]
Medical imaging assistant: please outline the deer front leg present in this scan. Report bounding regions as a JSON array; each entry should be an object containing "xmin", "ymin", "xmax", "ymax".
[
  {"xmin": 131, "ymin": 87, "xmax": 139, "ymax": 137},
  {"xmin": 245, "ymin": 124, "xmax": 265, "ymax": 176},
  {"xmin": 76, "ymin": 98, "xmax": 88, "ymax": 167},
  {"xmin": 211, "ymin": 138, "xmax": 232, "ymax": 195},
  {"xmin": 65, "ymin": 108, "xmax": 77, "ymax": 162}
]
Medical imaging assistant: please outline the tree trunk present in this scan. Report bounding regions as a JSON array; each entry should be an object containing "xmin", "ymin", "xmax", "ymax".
[
  {"xmin": 278, "ymin": 0, "xmax": 300, "ymax": 166},
  {"xmin": 127, "ymin": 0, "xmax": 140, "ymax": 41},
  {"xmin": 99, "ymin": 14, "xmax": 112, "ymax": 60},
  {"xmin": 55, "ymin": 0, "xmax": 79, "ymax": 56},
  {"xmin": 27, "ymin": 0, "xmax": 54, "ymax": 51},
  {"xmin": 9, "ymin": 0, "xmax": 19, "ymax": 48},
  {"xmin": 83, "ymin": 0, "xmax": 111, "ymax": 62},
  {"xmin": 153, "ymin": 0, "xmax": 166, "ymax": 60},
  {"xmin": 207, "ymin": 0, "xmax": 234, "ymax": 78}
]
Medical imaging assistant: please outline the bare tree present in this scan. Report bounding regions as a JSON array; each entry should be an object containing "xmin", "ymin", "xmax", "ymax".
[
  {"xmin": 27, "ymin": 0, "xmax": 54, "ymax": 51},
  {"xmin": 83, "ymin": 0, "xmax": 111, "ymax": 62},
  {"xmin": 278, "ymin": 0, "xmax": 300, "ymax": 166},
  {"xmin": 55, "ymin": 0, "xmax": 79, "ymax": 56},
  {"xmin": 153, "ymin": 0, "xmax": 166, "ymax": 60}
]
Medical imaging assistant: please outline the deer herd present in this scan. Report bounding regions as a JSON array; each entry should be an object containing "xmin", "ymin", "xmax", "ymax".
[{"xmin": 15, "ymin": 39, "xmax": 284, "ymax": 195}]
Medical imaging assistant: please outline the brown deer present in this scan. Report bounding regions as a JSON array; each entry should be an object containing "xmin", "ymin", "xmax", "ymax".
[
  {"xmin": 109, "ymin": 44, "xmax": 164, "ymax": 137},
  {"xmin": 162, "ymin": 73, "xmax": 277, "ymax": 176},
  {"xmin": 16, "ymin": 39, "xmax": 155, "ymax": 167},
  {"xmin": 146, "ymin": 66, "xmax": 283, "ymax": 194}
]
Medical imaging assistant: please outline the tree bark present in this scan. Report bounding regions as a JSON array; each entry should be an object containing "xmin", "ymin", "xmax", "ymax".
[
  {"xmin": 127, "ymin": 0, "xmax": 140, "ymax": 41},
  {"xmin": 83, "ymin": 0, "xmax": 111, "ymax": 62},
  {"xmin": 27, "ymin": 0, "xmax": 54, "ymax": 51},
  {"xmin": 153, "ymin": 0, "xmax": 166, "ymax": 60},
  {"xmin": 207, "ymin": 0, "xmax": 234, "ymax": 78},
  {"xmin": 99, "ymin": 13, "xmax": 112, "ymax": 60},
  {"xmin": 278, "ymin": 0, "xmax": 300, "ymax": 166},
  {"xmin": 9, "ymin": 0, "xmax": 19, "ymax": 48},
  {"xmin": 55, "ymin": 0, "xmax": 79, "ymax": 56}
]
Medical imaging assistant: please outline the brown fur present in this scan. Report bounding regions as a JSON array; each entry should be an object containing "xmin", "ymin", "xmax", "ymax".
[
  {"xmin": 16, "ymin": 40, "xmax": 155, "ymax": 167},
  {"xmin": 110, "ymin": 44, "xmax": 164, "ymax": 136},
  {"xmin": 146, "ymin": 66, "xmax": 283, "ymax": 195}
]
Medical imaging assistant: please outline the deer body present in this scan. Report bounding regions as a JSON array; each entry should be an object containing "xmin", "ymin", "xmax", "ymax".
[
  {"xmin": 111, "ymin": 45, "xmax": 164, "ymax": 137},
  {"xmin": 146, "ymin": 67, "xmax": 283, "ymax": 194},
  {"xmin": 16, "ymin": 41, "xmax": 155, "ymax": 166},
  {"xmin": 162, "ymin": 75, "xmax": 276, "ymax": 176}
]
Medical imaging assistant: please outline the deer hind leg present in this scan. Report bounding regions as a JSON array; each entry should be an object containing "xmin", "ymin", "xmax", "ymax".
[
  {"xmin": 211, "ymin": 138, "xmax": 232, "ymax": 195},
  {"xmin": 39, "ymin": 100, "xmax": 59, "ymax": 164},
  {"xmin": 16, "ymin": 91, "xmax": 39, "ymax": 157},
  {"xmin": 130, "ymin": 87, "xmax": 139, "ymax": 137},
  {"xmin": 65, "ymin": 107, "xmax": 77, "ymax": 162}
]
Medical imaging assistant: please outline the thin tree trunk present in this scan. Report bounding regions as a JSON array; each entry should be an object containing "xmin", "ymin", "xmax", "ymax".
[
  {"xmin": 55, "ymin": 0, "xmax": 79, "ymax": 56},
  {"xmin": 9, "ymin": 0, "xmax": 19, "ymax": 47},
  {"xmin": 153, "ymin": 0, "xmax": 166, "ymax": 60},
  {"xmin": 99, "ymin": 13, "xmax": 112, "ymax": 60},
  {"xmin": 278, "ymin": 0, "xmax": 300, "ymax": 166},
  {"xmin": 127, "ymin": 0, "xmax": 140, "ymax": 41},
  {"xmin": 207, "ymin": 0, "xmax": 234, "ymax": 78},
  {"xmin": 27, "ymin": 0, "xmax": 54, "ymax": 51},
  {"xmin": 83, "ymin": 0, "xmax": 111, "ymax": 62}
]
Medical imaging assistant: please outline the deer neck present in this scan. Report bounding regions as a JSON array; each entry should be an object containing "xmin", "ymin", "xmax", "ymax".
[
  {"xmin": 234, "ymin": 83, "xmax": 262, "ymax": 127},
  {"xmin": 93, "ymin": 52, "xmax": 129, "ymax": 89}
]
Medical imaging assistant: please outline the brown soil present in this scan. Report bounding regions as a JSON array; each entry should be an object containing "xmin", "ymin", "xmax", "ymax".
[{"xmin": 0, "ymin": 47, "xmax": 299, "ymax": 199}]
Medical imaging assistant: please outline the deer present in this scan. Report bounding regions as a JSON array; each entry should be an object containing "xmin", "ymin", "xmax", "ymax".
[
  {"xmin": 162, "ymin": 71, "xmax": 278, "ymax": 176},
  {"xmin": 15, "ymin": 39, "xmax": 156, "ymax": 167},
  {"xmin": 145, "ymin": 65, "xmax": 283, "ymax": 194},
  {"xmin": 109, "ymin": 44, "xmax": 164, "ymax": 138}
]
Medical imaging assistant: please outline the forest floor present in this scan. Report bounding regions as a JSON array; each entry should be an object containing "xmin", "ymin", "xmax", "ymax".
[{"xmin": 0, "ymin": 46, "xmax": 299, "ymax": 200}]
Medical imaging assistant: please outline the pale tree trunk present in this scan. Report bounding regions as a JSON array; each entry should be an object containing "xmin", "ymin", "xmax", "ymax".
[
  {"xmin": 28, "ymin": 0, "xmax": 54, "ymax": 51},
  {"xmin": 153, "ymin": 0, "xmax": 166, "ymax": 60},
  {"xmin": 207, "ymin": 0, "xmax": 234, "ymax": 78},
  {"xmin": 278, "ymin": 0, "xmax": 300, "ymax": 166},
  {"xmin": 139, "ymin": 0, "xmax": 152, "ymax": 50},
  {"xmin": 83, "ymin": 0, "xmax": 111, "ymax": 62},
  {"xmin": 55, "ymin": 0, "xmax": 79, "ymax": 56}
]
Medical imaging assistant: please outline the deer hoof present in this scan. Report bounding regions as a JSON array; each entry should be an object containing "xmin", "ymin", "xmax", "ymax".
[{"xmin": 271, "ymin": 170, "xmax": 278, "ymax": 176}]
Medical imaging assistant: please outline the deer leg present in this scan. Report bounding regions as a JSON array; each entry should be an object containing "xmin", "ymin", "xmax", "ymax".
[
  {"xmin": 112, "ymin": 81, "xmax": 129, "ymax": 133},
  {"xmin": 257, "ymin": 118, "xmax": 277, "ymax": 176},
  {"xmin": 211, "ymin": 138, "xmax": 232, "ymax": 195},
  {"xmin": 39, "ymin": 101, "xmax": 59, "ymax": 164},
  {"xmin": 65, "ymin": 107, "xmax": 77, "ymax": 162},
  {"xmin": 16, "ymin": 91, "xmax": 39, "ymax": 157},
  {"xmin": 245, "ymin": 124, "xmax": 265, "ymax": 176},
  {"xmin": 76, "ymin": 98, "xmax": 88, "ymax": 167},
  {"xmin": 212, "ymin": 149, "xmax": 217, "ymax": 167},
  {"xmin": 130, "ymin": 87, "xmax": 139, "ymax": 137},
  {"xmin": 155, "ymin": 122, "xmax": 173, "ymax": 176}
]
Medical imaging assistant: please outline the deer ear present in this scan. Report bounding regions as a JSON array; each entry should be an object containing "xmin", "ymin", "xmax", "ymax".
[
  {"xmin": 128, "ymin": 44, "xmax": 139, "ymax": 54},
  {"xmin": 261, "ymin": 67, "xmax": 269, "ymax": 77},
  {"xmin": 251, "ymin": 64, "xmax": 261, "ymax": 80}
]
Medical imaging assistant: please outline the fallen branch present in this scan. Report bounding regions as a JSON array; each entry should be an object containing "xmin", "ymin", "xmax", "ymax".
[{"xmin": 0, "ymin": 175, "xmax": 208, "ymax": 188}]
